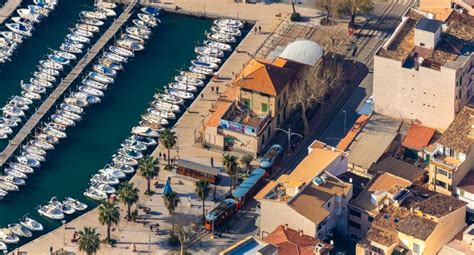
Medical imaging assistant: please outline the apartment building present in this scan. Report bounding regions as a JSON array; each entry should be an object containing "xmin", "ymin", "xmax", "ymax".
[
  {"xmin": 255, "ymin": 140, "xmax": 352, "ymax": 240},
  {"xmin": 426, "ymin": 106, "xmax": 474, "ymax": 195},
  {"xmin": 373, "ymin": 9, "xmax": 474, "ymax": 130}
]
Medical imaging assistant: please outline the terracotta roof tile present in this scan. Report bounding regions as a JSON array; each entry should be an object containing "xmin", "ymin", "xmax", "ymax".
[
  {"xmin": 337, "ymin": 114, "xmax": 370, "ymax": 151},
  {"xmin": 264, "ymin": 225, "xmax": 332, "ymax": 255},
  {"xmin": 397, "ymin": 215, "xmax": 437, "ymax": 240},
  {"xmin": 402, "ymin": 124, "xmax": 435, "ymax": 151},
  {"xmin": 206, "ymin": 101, "xmax": 232, "ymax": 127},
  {"xmin": 437, "ymin": 106, "xmax": 474, "ymax": 153}
]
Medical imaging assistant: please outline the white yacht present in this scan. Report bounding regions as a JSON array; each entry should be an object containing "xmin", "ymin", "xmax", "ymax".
[
  {"xmin": 79, "ymin": 85, "xmax": 104, "ymax": 97},
  {"xmin": 22, "ymin": 82, "xmax": 46, "ymax": 94},
  {"xmin": 92, "ymin": 64, "xmax": 116, "ymax": 77},
  {"xmin": 8, "ymin": 223, "xmax": 32, "ymax": 238},
  {"xmin": 130, "ymin": 134, "xmax": 156, "ymax": 146},
  {"xmin": 168, "ymin": 89, "xmax": 194, "ymax": 100},
  {"xmin": 37, "ymin": 204, "xmax": 64, "ymax": 220},
  {"xmin": 0, "ymin": 175, "xmax": 26, "ymax": 186},
  {"xmin": 196, "ymin": 54, "xmax": 221, "ymax": 65},
  {"xmin": 40, "ymin": 59, "xmax": 64, "ymax": 70},
  {"xmin": 57, "ymin": 109, "xmax": 82, "ymax": 121},
  {"xmin": 31, "ymin": 78, "xmax": 53, "ymax": 88},
  {"xmin": 91, "ymin": 182, "xmax": 116, "ymax": 194},
  {"xmin": 53, "ymin": 50, "xmax": 77, "ymax": 60},
  {"xmin": 191, "ymin": 59, "xmax": 219, "ymax": 70},
  {"xmin": 213, "ymin": 19, "xmax": 244, "ymax": 28},
  {"xmin": 88, "ymin": 71, "xmax": 114, "ymax": 84},
  {"xmin": 6, "ymin": 22, "xmax": 33, "ymax": 37},
  {"xmin": 151, "ymin": 100, "xmax": 181, "ymax": 113},
  {"xmin": 22, "ymin": 151, "xmax": 45, "ymax": 162},
  {"xmin": 84, "ymin": 187, "xmax": 107, "ymax": 201},
  {"xmin": 0, "ymin": 181, "xmax": 19, "ymax": 191},
  {"xmin": 137, "ymin": 13, "xmax": 159, "ymax": 27},
  {"xmin": 82, "ymin": 78, "xmax": 108, "ymax": 90},
  {"xmin": 111, "ymin": 155, "xmax": 138, "ymax": 167},
  {"xmin": 154, "ymin": 93, "xmax": 184, "ymax": 105},
  {"xmin": 63, "ymin": 197, "xmax": 87, "ymax": 211},
  {"xmin": 0, "ymin": 229, "xmax": 19, "ymax": 244},
  {"xmin": 91, "ymin": 173, "xmax": 119, "ymax": 186},
  {"xmin": 23, "ymin": 145, "xmax": 46, "ymax": 156},
  {"xmin": 195, "ymin": 46, "xmax": 224, "ymax": 57},
  {"xmin": 15, "ymin": 156, "xmax": 40, "ymax": 168},
  {"xmin": 76, "ymin": 23, "xmax": 99, "ymax": 33},
  {"xmin": 211, "ymin": 25, "xmax": 241, "ymax": 37},
  {"xmin": 51, "ymin": 113, "xmax": 75, "ymax": 126},
  {"xmin": 122, "ymin": 139, "xmax": 147, "ymax": 151},
  {"xmin": 109, "ymin": 45, "xmax": 134, "ymax": 58},
  {"xmin": 189, "ymin": 65, "xmax": 214, "ymax": 76},
  {"xmin": 168, "ymin": 82, "xmax": 197, "ymax": 92},
  {"xmin": 81, "ymin": 18, "xmax": 104, "ymax": 27},
  {"xmin": 9, "ymin": 162, "xmax": 34, "ymax": 174},
  {"xmin": 30, "ymin": 139, "xmax": 54, "ymax": 150},
  {"xmin": 19, "ymin": 215, "xmax": 43, "ymax": 231},
  {"xmin": 100, "ymin": 167, "xmax": 126, "ymax": 179},
  {"xmin": 60, "ymin": 103, "xmax": 83, "ymax": 114},
  {"xmin": 4, "ymin": 168, "xmax": 27, "ymax": 179},
  {"xmin": 81, "ymin": 11, "xmax": 107, "ymax": 20},
  {"xmin": 118, "ymin": 148, "xmax": 143, "ymax": 160}
]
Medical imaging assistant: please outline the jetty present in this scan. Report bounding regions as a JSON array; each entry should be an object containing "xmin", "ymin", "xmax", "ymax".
[
  {"xmin": 0, "ymin": 0, "xmax": 21, "ymax": 24},
  {"xmin": 0, "ymin": 1, "xmax": 138, "ymax": 167}
]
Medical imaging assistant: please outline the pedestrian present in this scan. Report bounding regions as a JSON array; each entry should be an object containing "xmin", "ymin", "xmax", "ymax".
[
  {"xmin": 201, "ymin": 93, "xmax": 204, "ymax": 99},
  {"xmin": 254, "ymin": 26, "xmax": 257, "ymax": 34},
  {"xmin": 258, "ymin": 25, "xmax": 261, "ymax": 33},
  {"xmin": 216, "ymin": 86, "xmax": 220, "ymax": 95},
  {"xmin": 210, "ymin": 157, "xmax": 214, "ymax": 167},
  {"xmin": 132, "ymin": 243, "xmax": 136, "ymax": 252},
  {"xmin": 211, "ymin": 86, "xmax": 215, "ymax": 94},
  {"xmin": 163, "ymin": 153, "xmax": 167, "ymax": 161},
  {"xmin": 159, "ymin": 152, "xmax": 162, "ymax": 159},
  {"xmin": 188, "ymin": 196, "xmax": 192, "ymax": 206}
]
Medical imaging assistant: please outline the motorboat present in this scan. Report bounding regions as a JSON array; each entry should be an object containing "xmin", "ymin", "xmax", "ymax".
[
  {"xmin": 100, "ymin": 167, "xmax": 126, "ymax": 179},
  {"xmin": 6, "ymin": 101, "xmax": 28, "ymax": 111},
  {"xmin": 23, "ymin": 144, "xmax": 46, "ymax": 156},
  {"xmin": 40, "ymin": 59, "xmax": 63, "ymax": 71},
  {"xmin": 76, "ymin": 23, "xmax": 99, "ymax": 33},
  {"xmin": 53, "ymin": 50, "xmax": 77, "ymax": 60},
  {"xmin": 48, "ymin": 54, "xmax": 70, "ymax": 65},
  {"xmin": 0, "ymin": 126, "xmax": 12, "ymax": 138},
  {"xmin": 204, "ymin": 40, "xmax": 232, "ymax": 52},
  {"xmin": 37, "ymin": 204, "xmax": 64, "ymax": 220},
  {"xmin": 83, "ymin": 78, "xmax": 108, "ymax": 90},
  {"xmin": 51, "ymin": 113, "xmax": 75, "ymax": 126},
  {"xmin": 39, "ymin": 66, "xmax": 60, "ymax": 77},
  {"xmin": 91, "ymin": 173, "xmax": 119, "ymax": 186},
  {"xmin": 126, "ymin": 26, "xmax": 150, "ymax": 40},
  {"xmin": 189, "ymin": 65, "xmax": 214, "ymax": 76},
  {"xmin": 1, "ymin": 31, "xmax": 24, "ymax": 44},
  {"xmin": 130, "ymin": 134, "xmax": 156, "ymax": 146},
  {"xmin": 30, "ymin": 139, "xmax": 54, "ymax": 150},
  {"xmin": 97, "ymin": 7, "xmax": 116, "ymax": 17},
  {"xmin": 11, "ymin": 16, "xmax": 34, "ymax": 27},
  {"xmin": 118, "ymin": 148, "xmax": 143, "ymax": 160},
  {"xmin": 109, "ymin": 45, "xmax": 134, "ymax": 57},
  {"xmin": 58, "ymin": 109, "xmax": 82, "ymax": 121},
  {"xmin": 95, "ymin": 1, "xmax": 117, "ymax": 9},
  {"xmin": 89, "ymin": 71, "xmax": 114, "ymax": 84},
  {"xmin": 0, "ymin": 241, "xmax": 5, "ymax": 251},
  {"xmin": 42, "ymin": 126, "xmax": 66, "ymax": 139},
  {"xmin": 110, "ymin": 163, "xmax": 135, "ymax": 174},
  {"xmin": 66, "ymin": 33, "xmax": 90, "ymax": 44},
  {"xmin": 147, "ymin": 108, "xmax": 176, "ymax": 120},
  {"xmin": 207, "ymin": 32, "xmax": 236, "ymax": 44},
  {"xmin": 28, "ymin": 5, "xmax": 50, "ymax": 17},
  {"xmin": 0, "ymin": 229, "xmax": 19, "ymax": 244},
  {"xmin": 168, "ymin": 82, "xmax": 197, "ymax": 92},
  {"xmin": 92, "ymin": 64, "xmax": 116, "ymax": 77},
  {"xmin": 35, "ymin": 133, "xmax": 59, "ymax": 145},
  {"xmin": 8, "ymin": 223, "xmax": 32, "ymax": 238},
  {"xmin": 79, "ymin": 85, "xmax": 104, "ymax": 97},
  {"xmin": 6, "ymin": 22, "xmax": 33, "ymax": 37},
  {"xmin": 22, "ymin": 151, "xmax": 45, "ymax": 162},
  {"xmin": 22, "ymin": 82, "xmax": 46, "ymax": 94},
  {"xmin": 21, "ymin": 91, "xmax": 41, "ymax": 101},
  {"xmin": 11, "ymin": 95, "xmax": 33, "ymax": 105},
  {"xmin": 0, "ymin": 181, "xmax": 19, "ymax": 191},
  {"xmin": 91, "ymin": 182, "xmax": 116, "ymax": 194},
  {"xmin": 2, "ymin": 105, "xmax": 25, "ymax": 117},
  {"xmin": 168, "ymin": 89, "xmax": 194, "ymax": 100},
  {"xmin": 72, "ymin": 91, "xmax": 101, "ymax": 105},
  {"xmin": 196, "ymin": 54, "xmax": 221, "ymax": 64},
  {"xmin": 4, "ymin": 168, "xmax": 27, "ymax": 179},
  {"xmin": 0, "ymin": 117, "xmax": 20, "ymax": 127},
  {"xmin": 116, "ymin": 39, "xmax": 144, "ymax": 51},
  {"xmin": 211, "ymin": 25, "xmax": 241, "ymax": 36},
  {"xmin": 17, "ymin": 8, "xmax": 43, "ymax": 23},
  {"xmin": 131, "ymin": 126, "xmax": 160, "ymax": 138},
  {"xmin": 191, "ymin": 59, "xmax": 219, "ymax": 70},
  {"xmin": 84, "ymin": 187, "xmax": 107, "ymax": 201},
  {"xmin": 60, "ymin": 203, "xmax": 76, "ymax": 215},
  {"xmin": 104, "ymin": 51, "xmax": 127, "ymax": 63},
  {"xmin": 60, "ymin": 102, "xmax": 83, "ymax": 114},
  {"xmin": 16, "ymin": 156, "xmax": 40, "ymax": 168},
  {"xmin": 214, "ymin": 19, "xmax": 244, "ymax": 28},
  {"xmin": 133, "ymin": 19, "xmax": 151, "ymax": 29},
  {"xmin": 180, "ymin": 70, "xmax": 206, "ymax": 80},
  {"xmin": 81, "ymin": 11, "xmax": 107, "ymax": 20},
  {"xmin": 63, "ymin": 197, "xmax": 87, "ymax": 211},
  {"xmin": 99, "ymin": 57, "xmax": 122, "ymax": 71},
  {"xmin": 81, "ymin": 18, "xmax": 104, "ymax": 27},
  {"xmin": 141, "ymin": 114, "xmax": 169, "ymax": 126},
  {"xmin": 64, "ymin": 97, "xmax": 89, "ymax": 108},
  {"xmin": 140, "ymin": 6, "xmax": 161, "ymax": 16},
  {"xmin": 19, "ymin": 215, "xmax": 43, "ymax": 231},
  {"xmin": 45, "ymin": 121, "xmax": 67, "ymax": 132},
  {"xmin": 73, "ymin": 28, "xmax": 94, "ymax": 38},
  {"xmin": 0, "ymin": 175, "xmax": 25, "ymax": 186},
  {"xmin": 154, "ymin": 93, "xmax": 184, "ymax": 105},
  {"xmin": 34, "ymin": 71, "xmax": 56, "ymax": 82},
  {"xmin": 137, "ymin": 13, "xmax": 159, "ymax": 27},
  {"xmin": 120, "ymin": 33, "xmax": 145, "ymax": 44},
  {"xmin": 111, "ymin": 155, "xmax": 138, "ymax": 167},
  {"xmin": 60, "ymin": 43, "xmax": 83, "ymax": 54},
  {"xmin": 0, "ymin": 190, "xmax": 6, "ymax": 200},
  {"xmin": 195, "ymin": 46, "xmax": 224, "ymax": 57},
  {"xmin": 34, "ymin": 0, "xmax": 58, "ymax": 10},
  {"xmin": 122, "ymin": 139, "xmax": 147, "ymax": 151},
  {"xmin": 31, "ymin": 78, "xmax": 53, "ymax": 88}
]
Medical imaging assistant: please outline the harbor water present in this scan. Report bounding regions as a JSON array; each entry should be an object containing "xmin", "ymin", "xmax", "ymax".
[{"xmin": 0, "ymin": 1, "xmax": 213, "ymax": 248}]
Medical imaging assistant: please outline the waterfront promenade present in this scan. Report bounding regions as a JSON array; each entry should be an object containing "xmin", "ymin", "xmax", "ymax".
[
  {"xmin": 0, "ymin": 1, "xmax": 137, "ymax": 167},
  {"xmin": 0, "ymin": 0, "xmax": 21, "ymax": 24}
]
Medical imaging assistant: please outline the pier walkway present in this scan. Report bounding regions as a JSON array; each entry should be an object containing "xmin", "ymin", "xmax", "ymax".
[
  {"xmin": 0, "ymin": 0, "xmax": 21, "ymax": 24},
  {"xmin": 0, "ymin": 1, "xmax": 138, "ymax": 167}
]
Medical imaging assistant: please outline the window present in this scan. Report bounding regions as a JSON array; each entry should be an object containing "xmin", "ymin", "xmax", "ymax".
[
  {"xmin": 420, "ymin": 42, "xmax": 425, "ymax": 47},
  {"xmin": 413, "ymin": 243, "xmax": 421, "ymax": 254},
  {"xmin": 243, "ymin": 98, "xmax": 250, "ymax": 108},
  {"xmin": 277, "ymin": 99, "xmax": 281, "ymax": 109},
  {"xmin": 349, "ymin": 220, "xmax": 361, "ymax": 230},
  {"xmin": 349, "ymin": 208, "xmax": 361, "ymax": 218},
  {"xmin": 327, "ymin": 201, "xmax": 331, "ymax": 208},
  {"xmin": 436, "ymin": 168, "xmax": 452, "ymax": 179},
  {"xmin": 261, "ymin": 103, "xmax": 268, "ymax": 112},
  {"xmin": 368, "ymin": 216, "xmax": 374, "ymax": 222}
]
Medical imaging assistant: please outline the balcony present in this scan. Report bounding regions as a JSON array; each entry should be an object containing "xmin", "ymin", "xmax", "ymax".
[
  {"xmin": 431, "ymin": 150, "xmax": 461, "ymax": 170},
  {"xmin": 219, "ymin": 101, "xmax": 272, "ymax": 137}
]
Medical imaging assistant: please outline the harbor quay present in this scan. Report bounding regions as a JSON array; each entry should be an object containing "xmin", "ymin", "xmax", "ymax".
[{"xmin": 0, "ymin": 0, "xmax": 22, "ymax": 24}]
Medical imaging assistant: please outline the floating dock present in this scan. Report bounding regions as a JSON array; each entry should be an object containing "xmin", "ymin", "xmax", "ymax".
[{"xmin": 0, "ymin": 1, "xmax": 138, "ymax": 167}]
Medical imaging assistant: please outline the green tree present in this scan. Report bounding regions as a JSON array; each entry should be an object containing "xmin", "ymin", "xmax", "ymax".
[
  {"xmin": 195, "ymin": 180, "xmax": 210, "ymax": 222},
  {"xmin": 223, "ymin": 154, "xmax": 238, "ymax": 194},
  {"xmin": 117, "ymin": 182, "xmax": 139, "ymax": 220},
  {"xmin": 138, "ymin": 155, "xmax": 159, "ymax": 194},
  {"xmin": 160, "ymin": 128, "xmax": 177, "ymax": 169},
  {"xmin": 78, "ymin": 227, "xmax": 100, "ymax": 255},
  {"xmin": 239, "ymin": 154, "xmax": 254, "ymax": 175},
  {"xmin": 163, "ymin": 191, "xmax": 180, "ymax": 231},
  {"xmin": 98, "ymin": 201, "xmax": 120, "ymax": 243},
  {"xmin": 337, "ymin": 0, "xmax": 374, "ymax": 24}
]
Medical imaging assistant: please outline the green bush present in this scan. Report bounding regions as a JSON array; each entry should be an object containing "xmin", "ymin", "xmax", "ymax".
[
  {"xmin": 290, "ymin": 12, "xmax": 301, "ymax": 22},
  {"xmin": 320, "ymin": 17, "xmax": 333, "ymax": 26},
  {"xmin": 168, "ymin": 231, "xmax": 180, "ymax": 247}
]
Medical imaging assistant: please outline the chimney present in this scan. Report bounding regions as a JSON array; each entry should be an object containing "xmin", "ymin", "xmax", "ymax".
[
  {"xmin": 284, "ymin": 224, "xmax": 288, "ymax": 230},
  {"xmin": 349, "ymin": 178, "xmax": 353, "ymax": 183}
]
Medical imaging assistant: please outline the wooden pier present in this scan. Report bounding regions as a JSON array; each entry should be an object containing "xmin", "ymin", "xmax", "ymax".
[
  {"xmin": 0, "ymin": 0, "xmax": 21, "ymax": 24},
  {"xmin": 0, "ymin": 1, "xmax": 137, "ymax": 167}
]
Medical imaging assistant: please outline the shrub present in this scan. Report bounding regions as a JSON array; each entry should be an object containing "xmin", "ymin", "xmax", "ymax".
[{"xmin": 290, "ymin": 12, "xmax": 301, "ymax": 22}]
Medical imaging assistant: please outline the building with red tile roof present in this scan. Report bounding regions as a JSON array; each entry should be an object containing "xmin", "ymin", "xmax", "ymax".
[{"xmin": 264, "ymin": 225, "xmax": 332, "ymax": 255}]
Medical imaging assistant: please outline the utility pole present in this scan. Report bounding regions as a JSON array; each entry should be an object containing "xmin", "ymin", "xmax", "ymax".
[{"xmin": 275, "ymin": 127, "xmax": 303, "ymax": 154}]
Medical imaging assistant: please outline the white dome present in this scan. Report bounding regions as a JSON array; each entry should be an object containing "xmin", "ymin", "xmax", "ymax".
[{"xmin": 279, "ymin": 40, "xmax": 323, "ymax": 66}]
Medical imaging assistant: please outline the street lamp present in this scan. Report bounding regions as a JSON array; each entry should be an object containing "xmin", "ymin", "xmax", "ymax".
[
  {"xmin": 275, "ymin": 127, "xmax": 303, "ymax": 154},
  {"xmin": 289, "ymin": 0, "xmax": 297, "ymax": 14},
  {"xmin": 61, "ymin": 219, "xmax": 66, "ymax": 246}
]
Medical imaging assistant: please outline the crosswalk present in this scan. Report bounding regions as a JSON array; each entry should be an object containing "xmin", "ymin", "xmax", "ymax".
[
  {"xmin": 393, "ymin": 0, "xmax": 412, "ymax": 5},
  {"xmin": 357, "ymin": 29, "xmax": 391, "ymax": 41}
]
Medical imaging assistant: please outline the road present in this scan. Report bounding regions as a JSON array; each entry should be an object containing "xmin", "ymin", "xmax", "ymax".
[{"xmin": 190, "ymin": 0, "xmax": 415, "ymax": 253}]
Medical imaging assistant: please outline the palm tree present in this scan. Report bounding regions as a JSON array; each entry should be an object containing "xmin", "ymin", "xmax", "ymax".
[
  {"xmin": 138, "ymin": 155, "xmax": 159, "ymax": 194},
  {"xmin": 160, "ymin": 128, "xmax": 177, "ymax": 169},
  {"xmin": 98, "ymin": 201, "xmax": 120, "ymax": 243},
  {"xmin": 117, "ymin": 182, "xmax": 139, "ymax": 220},
  {"xmin": 78, "ymin": 227, "xmax": 100, "ymax": 255},
  {"xmin": 223, "ymin": 154, "xmax": 238, "ymax": 194},
  {"xmin": 163, "ymin": 191, "xmax": 180, "ymax": 231},
  {"xmin": 239, "ymin": 154, "xmax": 254, "ymax": 175},
  {"xmin": 195, "ymin": 180, "xmax": 210, "ymax": 222}
]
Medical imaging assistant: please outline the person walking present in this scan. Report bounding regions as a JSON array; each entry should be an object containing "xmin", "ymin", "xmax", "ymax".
[
  {"xmin": 211, "ymin": 86, "xmax": 215, "ymax": 94},
  {"xmin": 216, "ymin": 86, "xmax": 220, "ymax": 95}
]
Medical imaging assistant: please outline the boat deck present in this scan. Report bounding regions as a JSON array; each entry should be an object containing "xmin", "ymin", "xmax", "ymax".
[
  {"xmin": 0, "ymin": 0, "xmax": 21, "ymax": 24},
  {"xmin": 0, "ymin": 1, "xmax": 138, "ymax": 167}
]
